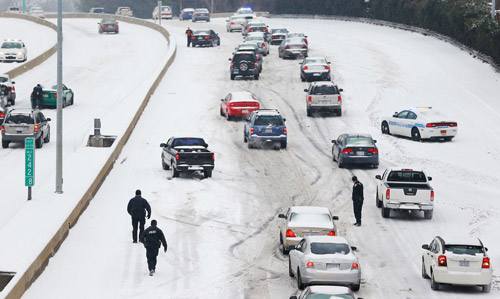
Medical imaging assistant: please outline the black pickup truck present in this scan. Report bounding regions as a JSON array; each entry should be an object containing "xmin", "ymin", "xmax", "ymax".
[{"xmin": 160, "ymin": 137, "xmax": 215, "ymax": 178}]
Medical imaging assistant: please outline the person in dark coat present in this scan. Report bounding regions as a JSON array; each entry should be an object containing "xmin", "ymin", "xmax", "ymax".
[
  {"xmin": 141, "ymin": 219, "xmax": 167, "ymax": 276},
  {"xmin": 127, "ymin": 189, "xmax": 151, "ymax": 243},
  {"xmin": 352, "ymin": 176, "xmax": 364, "ymax": 226},
  {"xmin": 185, "ymin": 27, "xmax": 193, "ymax": 47},
  {"xmin": 32, "ymin": 84, "xmax": 43, "ymax": 109}
]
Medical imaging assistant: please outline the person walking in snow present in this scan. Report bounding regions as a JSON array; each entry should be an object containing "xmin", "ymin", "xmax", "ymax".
[
  {"xmin": 127, "ymin": 189, "xmax": 151, "ymax": 243},
  {"xmin": 185, "ymin": 27, "xmax": 193, "ymax": 47},
  {"xmin": 141, "ymin": 219, "xmax": 167, "ymax": 276},
  {"xmin": 32, "ymin": 84, "xmax": 43, "ymax": 109},
  {"xmin": 352, "ymin": 176, "xmax": 364, "ymax": 226}
]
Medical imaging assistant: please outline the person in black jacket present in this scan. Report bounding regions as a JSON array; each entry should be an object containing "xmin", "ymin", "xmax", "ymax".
[
  {"xmin": 32, "ymin": 84, "xmax": 43, "ymax": 109},
  {"xmin": 352, "ymin": 176, "xmax": 364, "ymax": 226},
  {"xmin": 127, "ymin": 189, "xmax": 151, "ymax": 243},
  {"xmin": 141, "ymin": 219, "xmax": 167, "ymax": 276}
]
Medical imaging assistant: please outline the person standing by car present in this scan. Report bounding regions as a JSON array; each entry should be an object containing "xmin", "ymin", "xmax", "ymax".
[
  {"xmin": 352, "ymin": 176, "xmax": 364, "ymax": 226},
  {"xmin": 141, "ymin": 219, "xmax": 167, "ymax": 276},
  {"xmin": 32, "ymin": 84, "xmax": 43, "ymax": 109},
  {"xmin": 185, "ymin": 27, "xmax": 193, "ymax": 47},
  {"xmin": 127, "ymin": 189, "xmax": 151, "ymax": 243}
]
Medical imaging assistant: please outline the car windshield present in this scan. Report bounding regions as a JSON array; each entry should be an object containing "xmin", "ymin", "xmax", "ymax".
[
  {"xmin": 6, "ymin": 114, "xmax": 33, "ymax": 124},
  {"xmin": 305, "ymin": 58, "xmax": 326, "ymax": 64},
  {"xmin": 1, "ymin": 42, "xmax": 22, "ymax": 49},
  {"xmin": 289, "ymin": 213, "xmax": 331, "ymax": 223},
  {"xmin": 387, "ymin": 171, "xmax": 427, "ymax": 182},
  {"xmin": 311, "ymin": 243, "xmax": 350, "ymax": 255},
  {"xmin": 0, "ymin": 77, "xmax": 8, "ymax": 83},
  {"xmin": 345, "ymin": 137, "xmax": 374, "ymax": 146},
  {"xmin": 307, "ymin": 295, "xmax": 353, "ymax": 299},
  {"xmin": 9, "ymin": 7, "xmax": 20, "ymax": 11},
  {"xmin": 444, "ymin": 245, "xmax": 484, "ymax": 255},
  {"xmin": 254, "ymin": 115, "xmax": 282, "ymax": 126},
  {"xmin": 289, "ymin": 33, "xmax": 305, "ymax": 37},
  {"xmin": 162, "ymin": 7, "xmax": 171, "ymax": 11},
  {"xmin": 172, "ymin": 138, "xmax": 205, "ymax": 147},
  {"xmin": 312, "ymin": 85, "xmax": 338, "ymax": 95},
  {"xmin": 239, "ymin": 9, "xmax": 253, "ymax": 14},
  {"xmin": 286, "ymin": 38, "xmax": 304, "ymax": 44},
  {"xmin": 93, "ymin": 8, "xmax": 104, "ymax": 13},
  {"xmin": 195, "ymin": 9, "xmax": 209, "ymax": 13}
]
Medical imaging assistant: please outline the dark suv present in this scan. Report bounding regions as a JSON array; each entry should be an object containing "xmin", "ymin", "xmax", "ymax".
[
  {"xmin": 244, "ymin": 109, "xmax": 287, "ymax": 149},
  {"xmin": 1, "ymin": 108, "xmax": 51, "ymax": 148},
  {"xmin": 229, "ymin": 51, "xmax": 259, "ymax": 80},
  {"xmin": 235, "ymin": 43, "xmax": 263, "ymax": 73}
]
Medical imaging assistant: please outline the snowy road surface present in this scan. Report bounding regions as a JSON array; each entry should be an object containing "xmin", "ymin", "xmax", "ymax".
[
  {"xmin": 0, "ymin": 18, "xmax": 169, "ymax": 295},
  {"xmin": 0, "ymin": 17, "xmax": 55, "ymax": 74},
  {"xmin": 24, "ymin": 18, "xmax": 500, "ymax": 298}
]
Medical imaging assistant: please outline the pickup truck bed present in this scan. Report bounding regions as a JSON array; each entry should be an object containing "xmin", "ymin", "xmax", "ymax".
[{"xmin": 160, "ymin": 137, "xmax": 215, "ymax": 178}]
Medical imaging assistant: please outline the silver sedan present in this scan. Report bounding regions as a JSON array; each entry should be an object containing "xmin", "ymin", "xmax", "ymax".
[
  {"xmin": 278, "ymin": 37, "xmax": 308, "ymax": 59},
  {"xmin": 289, "ymin": 236, "xmax": 361, "ymax": 291},
  {"xmin": 226, "ymin": 15, "xmax": 246, "ymax": 32}
]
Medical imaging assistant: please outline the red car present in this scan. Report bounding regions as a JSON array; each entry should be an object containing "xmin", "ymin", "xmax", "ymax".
[{"xmin": 220, "ymin": 91, "xmax": 260, "ymax": 120}]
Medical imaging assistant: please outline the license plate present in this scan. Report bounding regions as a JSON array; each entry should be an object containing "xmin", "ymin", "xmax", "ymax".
[
  {"xmin": 43, "ymin": 94, "xmax": 48, "ymax": 98},
  {"xmin": 356, "ymin": 151, "xmax": 364, "ymax": 156},
  {"xmin": 321, "ymin": 100, "xmax": 330, "ymax": 104},
  {"xmin": 242, "ymin": 110, "xmax": 248, "ymax": 114},
  {"xmin": 314, "ymin": 73, "xmax": 321, "ymax": 76},
  {"xmin": 198, "ymin": 37, "xmax": 203, "ymax": 40},
  {"xmin": 327, "ymin": 263, "xmax": 340, "ymax": 270},
  {"xmin": 440, "ymin": 130, "xmax": 447, "ymax": 134},
  {"xmin": 233, "ymin": 70, "xmax": 239, "ymax": 74},
  {"xmin": 459, "ymin": 261, "xmax": 469, "ymax": 267},
  {"xmin": 107, "ymin": 25, "xmax": 113, "ymax": 28},
  {"xmin": 16, "ymin": 127, "xmax": 23, "ymax": 132},
  {"xmin": 265, "ymin": 128, "xmax": 272, "ymax": 133}
]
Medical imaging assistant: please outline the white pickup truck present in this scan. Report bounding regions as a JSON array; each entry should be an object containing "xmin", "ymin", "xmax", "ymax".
[{"xmin": 375, "ymin": 168, "xmax": 434, "ymax": 219}]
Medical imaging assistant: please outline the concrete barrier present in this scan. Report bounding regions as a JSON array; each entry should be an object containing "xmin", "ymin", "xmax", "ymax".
[
  {"xmin": 0, "ymin": 13, "xmax": 57, "ymax": 79},
  {"xmin": 4, "ymin": 14, "xmax": 177, "ymax": 299}
]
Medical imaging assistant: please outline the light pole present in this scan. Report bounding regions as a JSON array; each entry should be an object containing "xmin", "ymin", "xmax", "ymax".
[
  {"xmin": 158, "ymin": 1, "xmax": 162, "ymax": 26},
  {"xmin": 492, "ymin": 0, "xmax": 497, "ymax": 21},
  {"xmin": 55, "ymin": 0, "xmax": 63, "ymax": 194}
]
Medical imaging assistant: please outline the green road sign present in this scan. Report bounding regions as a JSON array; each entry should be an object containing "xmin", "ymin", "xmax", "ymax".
[{"xmin": 25, "ymin": 138, "xmax": 35, "ymax": 187}]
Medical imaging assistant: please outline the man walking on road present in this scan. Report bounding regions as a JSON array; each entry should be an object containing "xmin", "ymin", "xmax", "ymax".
[
  {"xmin": 185, "ymin": 27, "xmax": 193, "ymax": 47},
  {"xmin": 141, "ymin": 219, "xmax": 168, "ymax": 276},
  {"xmin": 127, "ymin": 189, "xmax": 151, "ymax": 243},
  {"xmin": 352, "ymin": 176, "xmax": 364, "ymax": 226},
  {"xmin": 32, "ymin": 84, "xmax": 43, "ymax": 109}
]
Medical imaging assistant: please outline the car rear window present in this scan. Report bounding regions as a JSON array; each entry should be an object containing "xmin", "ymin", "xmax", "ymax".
[
  {"xmin": 93, "ymin": 8, "xmax": 104, "ymax": 13},
  {"xmin": 345, "ymin": 137, "xmax": 374, "ymax": 146},
  {"xmin": 444, "ymin": 245, "xmax": 484, "ymax": 255},
  {"xmin": 6, "ymin": 114, "xmax": 33, "ymax": 124},
  {"xmin": 0, "ymin": 77, "xmax": 8, "ymax": 83},
  {"xmin": 172, "ymin": 138, "xmax": 205, "ymax": 147},
  {"xmin": 312, "ymin": 86, "xmax": 338, "ymax": 95},
  {"xmin": 305, "ymin": 58, "xmax": 325, "ymax": 64},
  {"xmin": 9, "ymin": 7, "xmax": 20, "ymax": 11},
  {"xmin": 289, "ymin": 213, "xmax": 331, "ymax": 223},
  {"xmin": 273, "ymin": 29, "xmax": 287, "ymax": 33},
  {"xmin": 254, "ymin": 115, "xmax": 282, "ymax": 126},
  {"xmin": 387, "ymin": 171, "xmax": 427, "ymax": 182},
  {"xmin": 233, "ymin": 53, "xmax": 255, "ymax": 62},
  {"xmin": 194, "ymin": 30, "xmax": 210, "ymax": 35},
  {"xmin": 101, "ymin": 19, "xmax": 116, "ymax": 24},
  {"xmin": 311, "ymin": 243, "xmax": 350, "ymax": 255}
]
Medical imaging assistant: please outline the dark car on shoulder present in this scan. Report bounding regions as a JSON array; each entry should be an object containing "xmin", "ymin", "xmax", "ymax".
[
  {"xmin": 98, "ymin": 18, "xmax": 119, "ymax": 34},
  {"xmin": 229, "ymin": 51, "xmax": 259, "ymax": 80},
  {"xmin": 331, "ymin": 134, "xmax": 379, "ymax": 168},
  {"xmin": 160, "ymin": 137, "xmax": 215, "ymax": 178},
  {"xmin": 191, "ymin": 29, "xmax": 220, "ymax": 47},
  {"xmin": 235, "ymin": 43, "xmax": 263, "ymax": 73}
]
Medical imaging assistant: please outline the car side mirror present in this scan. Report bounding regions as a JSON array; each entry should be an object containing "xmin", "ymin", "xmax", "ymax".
[
  {"xmin": 422, "ymin": 244, "xmax": 429, "ymax": 250},
  {"xmin": 331, "ymin": 140, "xmax": 336, "ymax": 144},
  {"xmin": 393, "ymin": 112, "xmax": 398, "ymax": 117},
  {"xmin": 220, "ymin": 99, "xmax": 224, "ymax": 102},
  {"xmin": 283, "ymin": 118, "xmax": 286, "ymax": 122},
  {"xmin": 339, "ymin": 88, "xmax": 343, "ymax": 92},
  {"xmin": 485, "ymin": 247, "xmax": 488, "ymax": 252},
  {"xmin": 351, "ymin": 246, "xmax": 357, "ymax": 251},
  {"xmin": 375, "ymin": 175, "xmax": 382, "ymax": 180},
  {"xmin": 228, "ymin": 58, "xmax": 232, "ymax": 61},
  {"xmin": 278, "ymin": 213, "xmax": 286, "ymax": 219},
  {"xmin": 327, "ymin": 62, "xmax": 331, "ymax": 64},
  {"xmin": 160, "ymin": 143, "xmax": 166, "ymax": 147},
  {"xmin": 204, "ymin": 143, "xmax": 208, "ymax": 148},
  {"xmin": 11, "ymin": 81, "xmax": 15, "ymax": 84},
  {"xmin": 46, "ymin": 118, "xmax": 51, "ymax": 121},
  {"xmin": 303, "ymin": 89, "xmax": 308, "ymax": 92},
  {"xmin": 332, "ymin": 216, "xmax": 339, "ymax": 220},
  {"xmin": 373, "ymin": 140, "xmax": 377, "ymax": 143},
  {"xmin": 427, "ymin": 177, "xmax": 432, "ymax": 181},
  {"xmin": 288, "ymin": 245, "xmax": 296, "ymax": 251}
]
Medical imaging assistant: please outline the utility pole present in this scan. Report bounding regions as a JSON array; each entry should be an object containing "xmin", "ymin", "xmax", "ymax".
[
  {"xmin": 492, "ymin": 0, "xmax": 496, "ymax": 21},
  {"xmin": 55, "ymin": 0, "xmax": 63, "ymax": 194},
  {"xmin": 211, "ymin": 0, "xmax": 214, "ymax": 13},
  {"xmin": 158, "ymin": 1, "xmax": 162, "ymax": 26}
]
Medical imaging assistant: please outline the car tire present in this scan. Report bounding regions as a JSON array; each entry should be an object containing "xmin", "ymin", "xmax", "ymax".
[
  {"xmin": 171, "ymin": 162, "xmax": 180, "ymax": 178},
  {"xmin": 422, "ymin": 259, "xmax": 429, "ymax": 279},
  {"xmin": 430, "ymin": 271, "xmax": 440, "ymax": 290},
  {"xmin": 337, "ymin": 109, "xmax": 342, "ymax": 117},
  {"xmin": 411, "ymin": 127, "xmax": 421, "ymax": 141},
  {"xmin": 220, "ymin": 107, "xmax": 224, "ymax": 116},
  {"xmin": 162, "ymin": 160, "xmax": 170, "ymax": 170},
  {"xmin": 247, "ymin": 142, "xmax": 253, "ymax": 149},
  {"xmin": 226, "ymin": 111, "xmax": 232, "ymax": 121},
  {"xmin": 243, "ymin": 133, "xmax": 247, "ymax": 143},
  {"xmin": 338, "ymin": 157, "xmax": 344, "ymax": 168},
  {"xmin": 301, "ymin": 76, "xmax": 305, "ymax": 82},
  {"xmin": 483, "ymin": 283, "xmax": 491, "ymax": 293},
  {"xmin": 424, "ymin": 210, "xmax": 433, "ymax": 220},
  {"xmin": 254, "ymin": 73, "xmax": 259, "ymax": 80},
  {"xmin": 351, "ymin": 284, "xmax": 360, "ymax": 292},
  {"xmin": 280, "ymin": 141, "xmax": 287, "ymax": 149},
  {"xmin": 306, "ymin": 108, "xmax": 312, "ymax": 117},
  {"xmin": 43, "ymin": 130, "xmax": 50, "ymax": 143},
  {"xmin": 381, "ymin": 121, "xmax": 390, "ymax": 135},
  {"xmin": 288, "ymin": 258, "xmax": 294, "ymax": 277},
  {"xmin": 2, "ymin": 140, "xmax": 9, "ymax": 148},
  {"xmin": 297, "ymin": 270, "xmax": 305, "ymax": 290},
  {"xmin": 381, "ymin": 207, "xmax": 390, "ymax": 218},
  {"xmin": 71, "ymin": 95, "xmax": 74, "ymax": 105},
  {"xmin": 217, "ymin": 40, "xmax": 220, "ymax": 46},
  {"xmin": 332, "ymin": 151, "xmax": 337, "ymax": 162},
  {"xmin": 230, "ymin": 74, "xmax": 235, "ymax": 80},
  {"xmin": 376, "ymin": 191, "xmax": 382, "ymax": 208},
  {"xmin": 444, "ymin": 137, "xmax": 453, "ymax": 141},
  {"xmin": 35, "ymin": 136, "xmax": 43, "ymax": 149},
  {"xmin": 204, "ymin": 169, "xmax": 212, "ymax": 178}
]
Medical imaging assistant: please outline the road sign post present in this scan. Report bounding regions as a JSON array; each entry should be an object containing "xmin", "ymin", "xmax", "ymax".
[{"xmin": 25, "ymin": 137, "xmax": 35, "ymax": 200}]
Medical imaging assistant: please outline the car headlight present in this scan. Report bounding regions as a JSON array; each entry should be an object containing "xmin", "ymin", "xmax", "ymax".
[{"xmin": 17, "ymin": 52, "xmax": 23, "ymax": 56}]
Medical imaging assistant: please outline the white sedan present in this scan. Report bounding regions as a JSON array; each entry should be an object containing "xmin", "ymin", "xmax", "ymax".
[
  {"xmin": 226, "ymin": 15, "xmax": 246, "ymax": 32},
  {"xmin": 381, "ymin": 107, "xmax": 457, "ymax": 141},
  {"xmin": 421, "ymin": 236, "xmax": 492, "ymax": 292},
  {"xmin": 289, "ymin": 236, "xmax": 361, "ymax": 291},
  {"xmin": 0, "ymin": 39, "xmax": 27, "ymax": 63},
  {"xmin": 245, "ymin": 33, "xmax": 269, "ymax": 55}
]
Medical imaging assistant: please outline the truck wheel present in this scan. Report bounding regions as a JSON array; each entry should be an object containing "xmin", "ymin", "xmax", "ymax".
[
  {"xmin": 381, "ymin": 207, "xmax": 390, "ymax": 218},
  {"xmin": 430, "ymin": 271, "xmax": 440, "ymax": 290},
  {"xmin": 483, "ymin": 283, "xmax": 491, "ymax": 293},
  {"xmin": 412, "ymin": 127, "xmax": 421, "ymax": 141},
  {"xmin": 280, "ymin": 141, "xmax": 287, "ymax": 149},
  {"xmin": 424, "ymin": 210, "xmax": 433, "ymax": 219},
  {"xmin": 162, "ymin": 160, "xmax": 170, "ymax": 170},
  {"xmin": 230, "ymin": 74, "xmax": 235, "ymax": 80},
  {"xmin": 376, "ymin": 191, "xmax": 382, "ymax": 208},
  {"xmin": 43, "ymin": 130, "xmax": 50, "ymax": 143},
  {"xmin": 351, "ymin": 284, "xmax": 360, "ymax": 291},
  {"xmin": 204, "ymin": 169, "xmax": 212, "ymax": 178},
  {"xmin": 254, "ymin": 73, "xmax": 259, "ymax": 80},
  {"xmin": 288, "ymin": 258, "xmax": 294, "ymax": 276},
  {"xmin": 171, "ymin": 162, "xmax": 180, "ymax": 177},
  {"xmin": 381, "ymin": 121, "xmax": 390, "ymax": 135},
  {"xmin": 2, "ymin": 140, "xmax": 9, "ymax": 148},
  {"xmin": 337, "ymin": 109, "xmax": 342, "ymax": 117}
]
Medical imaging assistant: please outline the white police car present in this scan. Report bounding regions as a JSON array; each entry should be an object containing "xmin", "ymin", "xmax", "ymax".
[{"xmin": 381, "ymin": 107, "xmax": 457, "ymax": 141}]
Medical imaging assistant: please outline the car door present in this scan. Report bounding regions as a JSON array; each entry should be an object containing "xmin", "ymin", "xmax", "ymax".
[
  {"xmin": 390, "ymin": 110, "xmax": 409, "ymax": 135},
  {"xmin": 290, "ymin": 238, "xmax": 306, "ymax": 275},
  {"xmin": 222, "ymin": 94, "xmax": 231, "ymax": 114},
  {"xmin": 280, "ymin": 208, "xmax": 290, "ymax": 240},
  {"xmin": 377, "ymin": 169, "xmax": 388, "ymax": 200},
  {"xmin": 400, "ymin": 111, "xmax": 417, "ymax": 137},
  {"xmin": 428, "ymin": 239, "xmax": 440, "ymax": 273},
  {"xmin": 422, "ymin": 239, "xmax": 434, "ymax": 274},
  {"xmin": 38, "ymin": 112, "xmax": 48, "ymax": 137},
  {"xmin": 333, "ymin": 135, "xmax": 344, "ymax": 159}
]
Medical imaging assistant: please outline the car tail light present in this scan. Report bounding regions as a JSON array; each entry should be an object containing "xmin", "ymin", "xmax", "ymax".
[
  {"xmin": 254, "ymin": 62, "xmax": 258, "ymax": 68},
  {"xmin": 341, "ymin": 148, "xmax": 353, "ymax": 154},
  {"xmin": 207, "ymin": 13, "xmax": 210, "ymax": 16},
  {"xmin": 303, "ymin": 66, "xmax": 308, "ymax": 70},
  {"xmin": 54, "ymin": 94, "xmax": 57, "ymax": 98},
  {"xmin": 212, "ymin": 154, "xmax": 215, "ymax": 160},
  {"xmin": 116, "ymin": 24, "xmax": 119, "ymax": 27},
  {"xmin": 191, "ymin": 36, "xmax": 195, "ymax": 40},
  {"xmin": 1, "ymin": 125, "xmax": 4, "ymax": 132},
  {"xmin": 11, "ymin": 87, "xmax": 15, "ymax": 92},
  {"xmin": 325, "ymin": 65, "xmax": 330, "ymax": 70},
  {"xmin": 308, "ymin": 96, "xmax": 311, "ymax": 102},
  {"xmin": 368, "ymin": 148, "xmax": 378, "ymax": 154},
  {"xmin": 337, "ymin": 96, "xmax": 341, "ymax": 102},
  {"xmin": 230, "ymin": 62, "xmax": 234, "ymax": 68},
  {"xmin": 31, "ymin": 92, "xmax": 33, "ymax": 97},
  {"xmin": 351, "ymin": 263, "xmax": 359, "ymax": 269},
  {"xmin": 283, "ymin": 127, "xmax": 287, "ymax": 135},
  {"xmin": 175, "ymin": 154, "xmax": 179, "ymax": 160},
  {"xmin": 285, "ymin": 229, "xmax": 295, "ymax": 238},
  {"xmin": 101, "ymin": 25, "xmax": 105, "ymax": 28},
  {"xmin": 230, "ymin": 21, "xmax": 234, "ymax": 24},
  {"xmin": 250, "ymin": 128, "xmax": 254, "ymax": 134},
  {"xmin": 263, "ymin": 28, "xmax": 268, "ymax": 32},
  {"xmin": 430, "ymin": 190, "xmax": 434, "ymax": 201},
  {"xmin": 304, "ymin": 38, "xmax": 308, "ymax": 43},
  {"xmin": 327, "ymin": 231, "xmax": 335, "ymax": 236},
  {"xmin": 256, "ymin": 54, "xmax": 260, "ymax": 59},
  {"xmin": 386, "ymin": 189, "xmax": 390, "ymax": 200},
  {"xmin": 306, "ymin": 261, "xmax": 315, "ymax": 268},
  {"xmin": 285, "ymin": 45, "xmax": 290, "ymax": 49},
  {"xmin": 0, "ymin": 113, "xmax": 4, "ymax": 118},
  {"xmin": 205, "ymin": 36, "xmax": 210, "ymax": 40},
  {"xmin": 301, "ymin": 45, "xmax": 307, "ymax": 49},
  {"xmin": 34, "ymin": 125, "xmax": 39, "ymax": 133},
  {"xmin": 438, "ymin": 255, "xmax": 447, "ymax": 266},
  {"xmin": 426, "ymin": 122, "xmax": 457, "ymax": 128},
  {"xmin": 482, "ymin": 257, "xmax": 490, "ymax": 269},
  {"xmin": 194, "ymin": 14, "xmax": 198, "ymax": 16},
  {"xmin": 261, "ymin": 43, "xmax": 265, "ymax": 47}
]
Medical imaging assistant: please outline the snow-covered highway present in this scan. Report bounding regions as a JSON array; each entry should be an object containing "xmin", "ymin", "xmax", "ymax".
[{"xmin": 17, "ymin": 17, "xmax": 500, "ymax": 298}]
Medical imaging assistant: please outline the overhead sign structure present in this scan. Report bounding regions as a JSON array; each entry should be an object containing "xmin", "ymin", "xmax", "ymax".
[{"xmin": 25, "ymin": 137, "xmax": 35, "ymax": 200}]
